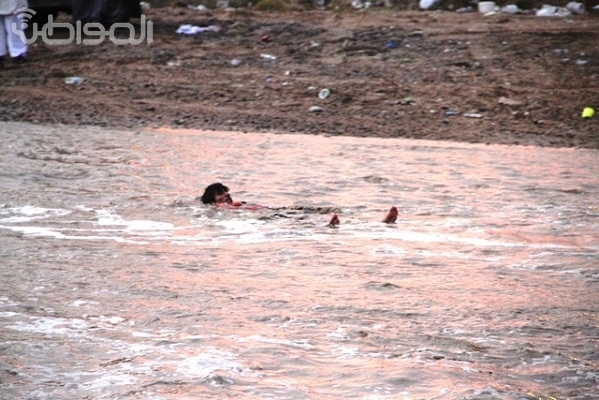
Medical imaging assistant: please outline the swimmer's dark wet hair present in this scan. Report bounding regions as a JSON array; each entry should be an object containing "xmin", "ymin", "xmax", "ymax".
[{"xmin": 201, "ymin": 183, "xmax": 230, "ymax": 204}]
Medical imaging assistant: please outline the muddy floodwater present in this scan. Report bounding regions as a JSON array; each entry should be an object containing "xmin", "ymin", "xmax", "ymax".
[{"xmin": 1, "ymin": 121, "xmax": 598, "ymax": 400}]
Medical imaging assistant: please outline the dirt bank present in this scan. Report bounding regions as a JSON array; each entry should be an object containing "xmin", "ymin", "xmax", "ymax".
[{"xmin": 1, "ymin": 5, "xmax": 599, "ymax": 148}]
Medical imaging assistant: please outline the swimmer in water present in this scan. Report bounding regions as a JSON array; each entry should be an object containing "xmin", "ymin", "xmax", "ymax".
[
  {"xmin": 200, "ymin": 183, "xmax": 237, "ymax": 205},
  {"xmin": 199, "ymin": 182, "xmax": 265, "ymax": 210},
  {"xmin": 201, "ymin": 183, "xmax": 398, "ymax": 225}
]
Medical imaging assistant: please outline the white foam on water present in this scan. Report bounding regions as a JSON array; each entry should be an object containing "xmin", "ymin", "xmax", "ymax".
[
  {"xmin": 131, "ymin": 331, "xmax": 154, "ymax": 338},
  {"xmin": 74, "ymin": 205, "xmax": 95, "ymax": 212},
  {"xmin": 3, "ymin": 305, "xmax": 254, "ymax": 395},
  {"xmin": 373, "ymin": 245, "xmax": 409, "ymax": 255},
  {"xmin": 0, "ymin": 311, "xmax": 20, "ymax": 318},
  {"xmin": 332, "ymin": 345, "xmax": 360, "ymax": 358},
  {"xmin": 0, "ymin": 296, "xmax": 19, "ymax": 306},
  {"xmin": 72, "ymin": 300, "xmax": 97, "ymax": 307},
  {"xmin": 232, "ymin": 230, "xmax": 332, "ymax": 245},
  {"xmin": 2, "ymin": 203, "xmax": 587, "ymax": 256},
  {"xmin": 95, "ymin": 209, "xmax": 174, "ymax": 231},
  {"xmin": 0, "ymin": 206, "xmax": 179, "ymax": 242},
  {"xmin": 214, "ymin": 218, "xmax": 264, "ymax": 234},
  {"xmin": 7, "ymin": 316, "xmax": 89, "ymax": 336},
  {"xmin": 176, "ymin": 348, "xmax": 247, "ymax": 379},
  {"xmin": 0, "ymin": 224, "xmax": 150, "ymax": 244},
  {"xmin": 0, "ymin": 205, "xmax": 70, "ymax": 223},
  {"xmin": 236, "ymin": 335, "xmax": 315, "ymax": 349}
]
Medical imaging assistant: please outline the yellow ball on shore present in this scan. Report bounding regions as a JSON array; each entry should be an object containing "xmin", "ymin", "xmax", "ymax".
[{"xmin": 582, "ymin": 107, "xmax": 595, "ymax": 119}]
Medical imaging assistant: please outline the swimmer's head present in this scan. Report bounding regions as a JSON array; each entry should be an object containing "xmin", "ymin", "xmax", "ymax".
[{"xmin": 201, "ymin": 183, "xmax": 232, "ymax": 204}]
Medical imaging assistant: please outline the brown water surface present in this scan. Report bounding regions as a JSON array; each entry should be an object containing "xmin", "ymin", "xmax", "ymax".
[{"xmin": 1, "ymin": 122, "xmax": 598, "ymax": 399}]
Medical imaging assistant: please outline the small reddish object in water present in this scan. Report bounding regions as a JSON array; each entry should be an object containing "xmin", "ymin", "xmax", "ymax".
[
  {"xmin": 260, "ymin": 35, "xmax": 271, "ymax": 42},
  {"xmin": 328, "ymin": 213, "xmax": 340, "ymax": 227},
  {"xmin": 383, "ymin": 206, "xmax": 398, "ymax": 224}
]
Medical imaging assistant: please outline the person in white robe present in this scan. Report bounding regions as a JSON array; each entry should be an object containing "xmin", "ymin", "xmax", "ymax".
[{"xmin": 0, "ymin": 0, "xmax": 28, "ymax": 67}]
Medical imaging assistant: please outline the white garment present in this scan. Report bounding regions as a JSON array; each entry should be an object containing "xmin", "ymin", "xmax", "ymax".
[
  {"xmin": 0, "ymin": 13, "xmax": 27, "ymax": 57},
  {"xmin": 0, "ymin": 0, "xmax": 28, "ymax": 15}
]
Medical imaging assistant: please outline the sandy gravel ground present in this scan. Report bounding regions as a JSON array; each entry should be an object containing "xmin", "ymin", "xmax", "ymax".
[{"xmin": 1, "ymin": 4, "xmax": 599, "ymax": 148}]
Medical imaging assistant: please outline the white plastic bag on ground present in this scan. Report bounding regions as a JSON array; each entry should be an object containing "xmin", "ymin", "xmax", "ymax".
[
  {"xmin": 536, "ymin": 4, "xmax": 572, "ymax": 16},
  {"xmin": 176, "ymin": 25, "xmax": 221, "ymax": 35},
  {"xmin": 501, "ymin": 4, "xmax": 520, "ymax": 13},
  {"xmin": 419, "ymin": 0, "xmax": 440, "ymax": 10},
  {"xmin": 566, "ymin": 2, "xmax": 586, "ymax": 14}
]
